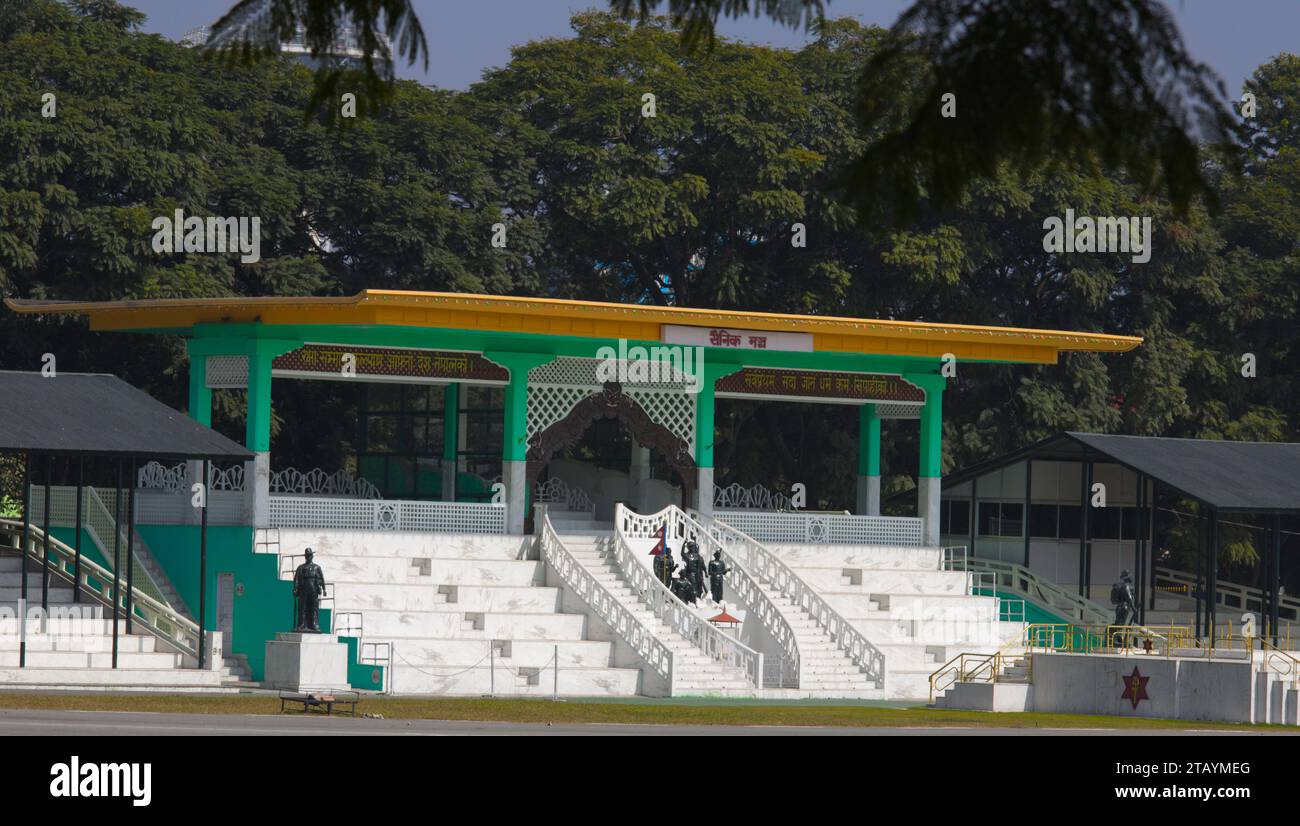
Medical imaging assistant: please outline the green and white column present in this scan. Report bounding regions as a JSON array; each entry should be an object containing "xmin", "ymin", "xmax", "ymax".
[
  {"xmin": 907, "ymin": 374, "xmax": 947, "ymax": 547},
  {"xmin": 694, "ymin": 363, "xmax": 733, "ymax": 517},
  {"xmin": 245, "ymin": 343, "xmax": 277, "ymax": 528},
  {"xmin": 856, "ymin": 403, "xmax": 881, "ymax": 516},
  {"xmin": 487, "ymin": 352, "xmax": 551, "ymax": 534}
]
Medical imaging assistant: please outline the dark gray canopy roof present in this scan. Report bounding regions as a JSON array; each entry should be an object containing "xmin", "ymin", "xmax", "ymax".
[
  {"xmin": 0, "ymin": 371, "xmax": 251, "ymax": 461},
  {"xmin": 943, "ymin": 431, "xmax": 1300, "ymax": 514}
]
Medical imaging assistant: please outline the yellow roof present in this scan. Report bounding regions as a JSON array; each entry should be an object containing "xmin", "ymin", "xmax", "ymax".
[{"xmin": 4, "ymin": 290, "xmax": 1142, "ymax": 364}]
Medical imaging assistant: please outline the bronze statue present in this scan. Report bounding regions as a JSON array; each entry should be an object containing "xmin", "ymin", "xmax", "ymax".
[
  {"xmin": 707, "ymin": 549, "xmax": 729, "ymax": 603},
  {"xmin": 293, "ymin": 548, "xmax": 327, "ymax": 633},
  {"xmin": 684, "ymin": 541, "xmax": 706, "ymax": 599},
  {"xmin": 671, "ymin": 571, "xmax": 699, "ymax": 606},
  {"xmin": 1111, "ymin": 569, "xmax": 1138, "ymax": 627},
  {"xmin": 653, "ymin": 548, "xmax": 677, "ymax": 588}
]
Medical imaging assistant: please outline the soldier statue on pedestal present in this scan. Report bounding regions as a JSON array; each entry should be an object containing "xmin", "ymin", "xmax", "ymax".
[
  {"xmin": 293, "ymin": 548, "xmax": 327, "ymax": 633},
  {"xmin": 684, "ymin": 541, "xmax": 706, "ymax": 600},
  {"xmin": 707, "ymin": 549, "xmax": 729, "ymax": 604}
]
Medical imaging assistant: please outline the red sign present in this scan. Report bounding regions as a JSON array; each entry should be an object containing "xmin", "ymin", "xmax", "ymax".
[
  {"xmin": 273, "ymin": 345, "xmax": 508, "ymax": 384},
  {"xmin": 1120, "ymin": 666, "xmax": 1150, "ymax": 709}
]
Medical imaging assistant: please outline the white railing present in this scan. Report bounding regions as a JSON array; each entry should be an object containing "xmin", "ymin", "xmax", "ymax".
[
  {"xmin": 715, "ymin": 510, "xmax": 923, "ymax": 546},
  {"xmin": 943, "ymin": 551, "xmax": 1111, "ymax": 626},
  {"xmin": 1154, "ymin": 566, "xmax": 1300, "ymax": 623},
  {"xmin": 0, "ymin": 518, "xmax": 201, "ymax": 661},
  {"xmin": 137, "ymin": 461, "xmax": 246, "ymax": 492},
  {"xmin": 537, "ymin": 506, "xmax": 675, "ymax": 690},
  {"xmin": 533, "ymin": 477, "xmax": 593, "ymax": 514},
  {"xmin": 268, "ymin": 496, "xmax": 506, "ymax": 533},
  {"xmin": 270, "ymin": 467, "xmax": 379, "ymax": 499},
  {"xmin": 714, "ymin": 482, "xmax": 795, "ymax": 511},
  {"xmin": 698, "ymin": 509, "xmax": 888, "ymax": 689},
  {"xmin": 611, "ymin": 505, "xmax": 764, "ymax": 688}
]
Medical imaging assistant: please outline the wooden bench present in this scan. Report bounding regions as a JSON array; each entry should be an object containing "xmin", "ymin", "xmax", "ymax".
[{"xmin": 278, "ymin": 690, "xmax": 360, "ymax": 717}]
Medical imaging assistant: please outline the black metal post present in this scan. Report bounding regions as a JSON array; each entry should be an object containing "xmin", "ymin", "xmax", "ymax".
[
  {"xmin": 1208, "ymin": 509, "xmax": 1219, "ymax": 641},
  {"xmin": 198, "ymin": 459, "xmax": 210, "ymax": 670},
  {"xmin": 1272, "ymin": 515, "xmax": 1282, "ymax": 648},
  {"xmin": 41, "ymin": 454, "xmax": 51, "ymax": 613},
  {"xmin": 18, "ymin": 453, "xmax": 30, "ymax": 668},
  {"xmin": 1194, "ymin": 505, "xmax": 1203, "ymax": 639},
  {"xmin": 1148, "ymin": 480, "xmax": 1158, "ymax": 612},
  {"xmin": 1135, "ymin": 472, "xmax": 1144, "ymax": 626},
  {"xmin": 1079, "ymin": 455, "xmax": 1092, "ymax": 598},
  {"xmin": 968, "ymin": 475, "xmax": 977, "ymax": 557},
  {"xmin": 111, "ymin": 460, "xmax": 122, "ymax": 669},
  {"xmin": 1023, "ymin": 459, "xmax": 1032, "ymax": 568},
  {"xmin": 125, "ymin": 458, "xmax": 136, "ymax": 635},
  {"xmin": 72, "ymin": 459, "xmax": 83, "ymax": 604}
]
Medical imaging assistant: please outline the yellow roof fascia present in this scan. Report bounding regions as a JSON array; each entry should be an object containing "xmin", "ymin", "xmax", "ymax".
[{"xmin": 4, "ymin": 290, "xmax": 1142, "ymax": 365}]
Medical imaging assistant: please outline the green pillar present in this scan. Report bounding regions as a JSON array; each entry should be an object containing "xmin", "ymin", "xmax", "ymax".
[
  {"xmin": 441, "ymin": 383, "xmax": 459, "ymax": 502},
  {"xmin": 905, "ymin": 373, "xmax": 947, "ymax": 546},
  {"xmin": 187, "ymin": 349, "xmax": 211, "ymax": 427},
  {"xmin": 245, "ymin": 348, "xmax": 274, "ymax": 453},
  {"xmin": 484, "ymin": 352, "xmax": 552, "ymax": 533},
  {"xmin": 694, "ymin": 363, "xmax": 738, "ymax": 515},
  {"xmin": 856, "ymin": 403, "xmax": 881, "ymax": 515}
]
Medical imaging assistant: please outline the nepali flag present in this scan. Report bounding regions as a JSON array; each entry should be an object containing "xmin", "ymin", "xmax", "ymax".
[{"xmin": 648, "ymin": 525, "xmax": 666, "ymax": 556}]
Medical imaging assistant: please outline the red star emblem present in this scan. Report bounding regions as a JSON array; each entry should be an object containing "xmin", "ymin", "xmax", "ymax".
[{"xmin": 1120, "ymin": 666, "xmax": 1150, "ymax": 709}]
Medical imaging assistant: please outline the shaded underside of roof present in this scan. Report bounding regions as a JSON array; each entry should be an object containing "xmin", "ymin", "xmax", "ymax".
[
  {"xmin": 944, "ymin": 431, "xmax": 1300, "ymax": 513},
  {"xmin": 0, "ymin": 371, "xmax": 251, "ymax": 461}
]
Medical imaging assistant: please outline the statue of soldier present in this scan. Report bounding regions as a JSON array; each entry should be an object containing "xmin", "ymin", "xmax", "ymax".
[
  {"xmin": 671, "ymin": 571, "xmax": 698, "ymax": 606},
  {"xmin": 293, "ymin": 548, "xmax": 327, "ymax": 633},
  {"xmin": 653, "ymin": 548, "xmax": 677, "ymax": 589},
  {"xmin": 707, "ymin": 550, "xmax": 729, "ymax": 604},
  {"xmin": 685, "ymin": 540, "xmax": 706, "ymax": 599},
  {"xmin": 1111, "ymin": 569, "xmax": 1138, "ymax": 627}
]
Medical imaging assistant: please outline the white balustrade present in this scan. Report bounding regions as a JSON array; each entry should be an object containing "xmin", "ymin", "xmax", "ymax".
[
  {"xmin": 717, "ymin": 510, "xmax": 923, "ymax": 546},
  {"xmin": 532, "ymin": 477, "xmax": 593, "ymax": 514},
  {"xmin": 697, "ymin": 509, "xmax": 887, "ymax": 689},
  {"xmin": 713, "ymin": 482, "xmax": 794, "ymax": 511},
  {"xmin": 537, "ymin": 506, "xmax": 675, "ymax": 688},
  {"xmin": 620, "ymin": 505, "xmax": 804, "ymax": 688},
  {"xmin": 268, "ymin": 496, "xmax": 506, "ymax": 533},
  {"xmin": 611, "ymin": 505, "xmax": 763, "ymax": 688}
]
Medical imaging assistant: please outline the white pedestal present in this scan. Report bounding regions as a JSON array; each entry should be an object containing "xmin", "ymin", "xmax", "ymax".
[{"xmin": 264, "ymin": 632, "xmax": 349, "ymax": 693}]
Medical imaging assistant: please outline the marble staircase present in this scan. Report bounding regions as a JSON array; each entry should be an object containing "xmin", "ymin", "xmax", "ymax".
[
  {"xmin": 758, "ymin": 542, "xmax": 1024, "ymax": 699},
  {"xmin": 273, "ymin": 529, "xmax": 643, "ymax": 696},
  {"xmin": 0, "ymin": 553, "xmax": 240, "ymax": 691}
]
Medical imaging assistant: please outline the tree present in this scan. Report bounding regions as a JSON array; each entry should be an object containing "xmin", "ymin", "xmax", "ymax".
[{"xmin": 621, "ymin": 0, "xmax": 1239, "ymax": 223}]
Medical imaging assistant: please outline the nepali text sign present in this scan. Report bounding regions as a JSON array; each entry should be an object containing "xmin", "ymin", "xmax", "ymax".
[
  {"xmin": 661, "ymin": 324, "xmax": 812, "ymax": 353},
  {"xmin": 273, "ymin": 345, "xmax": 509, "ymax": 384},
  {"xmin": 715, "ymin": 368, "xmax": 925, "ymax": 404}
]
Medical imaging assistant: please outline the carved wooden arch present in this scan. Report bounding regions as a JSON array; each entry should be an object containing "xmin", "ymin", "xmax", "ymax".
[{"xmin": 526, "ymin": 382, "xmax": 696, "ymax": 505}]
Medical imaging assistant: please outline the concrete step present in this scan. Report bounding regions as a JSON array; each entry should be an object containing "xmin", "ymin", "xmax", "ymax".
[
  {"xmin": 322, "ymin": 556, "xmax": 544, "ymax": 587},
  {"xmin": 350, "ymin": 609, "xmax": 588, "ymax": 640},
  {"xmin": 278, "ymin": 529, "xmax": 534, "ymax": 562},
  {"xmin": 0, "ymin": 634, "xmax": 157, "ymax": 653},
  {"xmin": 332, "ymin": 584, "xmax": 561, "ymax": 614},
  {"xmin": 764, "ymin": 544, "xmax": 943, "ymax": 570},
  {"xmin": 0, "ymin": 650, "xmax": 183, "ymax": 669},
  {"xmin": 794, "ymin": 566, "xmax": 968, "ymax": 595},
  {"xmin": 385, "ymin": 639, "xmax": 617, "ymax": 669},
  {"xmin": 388, "ymin": 664, "xmax": 641, "ymax": 696},
  {"xmin": 0, "ymin": 667, "xmax": 228, "ymax": 688}
]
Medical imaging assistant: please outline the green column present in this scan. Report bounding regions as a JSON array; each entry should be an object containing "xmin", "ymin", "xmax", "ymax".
[
  {"xmin": 857, "ymin": 403, "xmax": 881, "ymax": 515},
  {"xmin": 484, "ymin": 352, "xmax": 552, "ymax": 533},
  {"xmin": 905, "ymin": 373, "xmax": 947, "ymax": 545},
  {"xmin": 187, "ymin": 349, "xmax": 211, "ymax": 427},
  {"xmin": 694, "ymin": 363, "xmax": 738, "ymax": 515},
  {"xmin": 441, "ymin": 383, "xmax": 459, "ymax": 502},
  {"xmin": 245, "ymin": 347, "xmax": 274, "ymax": 452}
]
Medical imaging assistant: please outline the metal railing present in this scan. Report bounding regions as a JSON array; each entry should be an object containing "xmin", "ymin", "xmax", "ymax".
[
  {"xmin": 613, "ymin": 505, "xmax": 767, "ymax": 688},
  {"xmin": 928, "ymin": 651, "xmax": 1031, "ymax": 703},
  {"xmin": 696, "ymin": 509, "xmax": 888, "ymax": 689},
  {"xmin": 941, "ymin": 551, "xmax": 1111, "ymax": 626},
  {"xmin": 1154, "ymin": 566, "xmax": 1300, "ymax": 623},
  {"xmin": 536, "ymin": 505, "xmax": 675, "ymax": 691},
  {"xmin": 0, "ymin": 518, "xmax": 200, "ymax": 662}
]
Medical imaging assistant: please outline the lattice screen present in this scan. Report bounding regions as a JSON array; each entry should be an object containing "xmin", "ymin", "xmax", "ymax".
[
  {"xmin": 876, "ymin": 403, "xmax": 923, "ymax": 420},
  {"xmin": 206, "ymin": 355, "xmax": 249, "ymax": 389},
  {"xmin": 526, "ymin": 357, "xmax": 696, "ymax": 457}
]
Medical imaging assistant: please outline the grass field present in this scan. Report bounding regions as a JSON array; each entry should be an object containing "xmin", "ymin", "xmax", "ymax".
[{"xmin": 0, "ymin": 692, "xmax": 1284, "ymax": 731}]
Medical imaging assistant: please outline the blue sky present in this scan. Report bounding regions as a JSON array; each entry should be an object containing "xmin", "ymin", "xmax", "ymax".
[{"xmin": 126, "ymin": 0, "xmax": 1299, "ymax": 93}]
